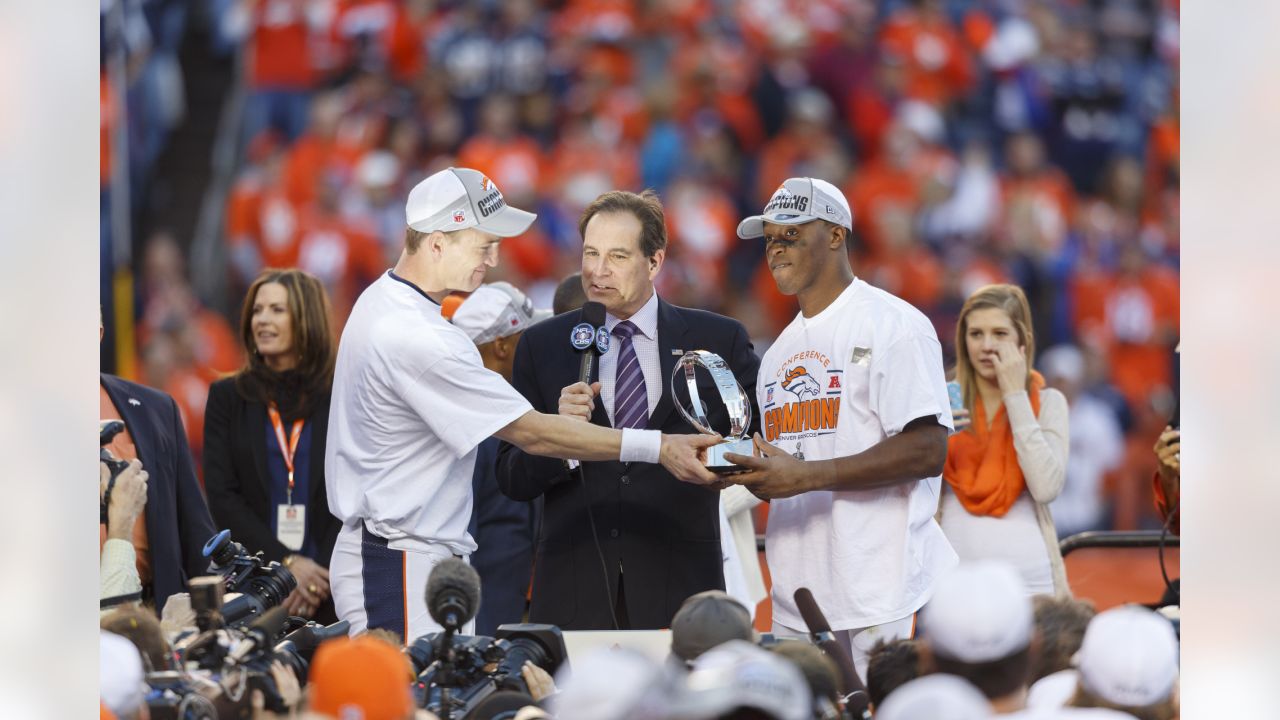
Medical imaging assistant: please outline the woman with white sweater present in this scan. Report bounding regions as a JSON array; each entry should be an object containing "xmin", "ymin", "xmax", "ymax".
[{"xmin": 941, "ymin": 284, "xmax": 1070, "ymax": 596}]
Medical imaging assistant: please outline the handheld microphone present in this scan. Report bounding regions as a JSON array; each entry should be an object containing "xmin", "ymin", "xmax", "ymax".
[
  {"xmin": 794, "ymin": 588, "xmax": 872, "ymax": 720},
  {"xmin": 227, "ymin": 605, "xmax": 288, "ymax": 663},
  {"xmin": 573, "ymin": 301, "xmax": 608, "ymax": 385},
  {"xmin": 425, "ymin": 558, "xmax": 481, "ymax": 633}
]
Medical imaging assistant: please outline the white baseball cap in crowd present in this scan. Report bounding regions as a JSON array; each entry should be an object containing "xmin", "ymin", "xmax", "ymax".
[
  {"xmin": 1075, "ymin": 605, "xmax": 1179, "ymax": 708},
  {"xmin": 736, "ymin": 177, "xmax": 853, "ymax": 239},
  {"xmin": 452, "ymin": 281, "xmax": 553, "ymax": 345},
  {"xmin": 675, "ymin": 639, "xmax": 811, "ymax": 720},
  {"xmin": 405, "ymin": 166, "xmax": 537, "ymax": 237},
  {"xmin": 921, "ymin": 560, "xmax": 1034, "ymax": 663},
  {"xmin": 100, "ymin": 631, "xmax": 147, "ymax": 717},
  {"xmin": 875, "ymin": 674, "xmax": 992, "ymax": 720},
  {"xmin": 552, "ymin": 646, "xmax": 672, "ymax": 720}
]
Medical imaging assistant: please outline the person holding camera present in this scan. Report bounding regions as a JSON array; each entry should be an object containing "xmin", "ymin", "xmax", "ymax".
[
  {"xmin": 102, "ymin": 314, "xmax": 217, "ymax": 616},
  {"xmin": 100, "ymin": 457, "xmax": 149, "ymax": 609},
  {"xmin": 204, "ymin": 269, "xmax": 343, "ymax": 622},
  {"xmin": 941, "ymin": 284, "xmax": 1069, "ymax": 596}
]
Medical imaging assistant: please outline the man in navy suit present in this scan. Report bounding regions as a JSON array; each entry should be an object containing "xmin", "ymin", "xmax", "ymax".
[
  {"xmin": 496, "ymin": 190, "xmax": 760, "ymax": 630},
  {"xmin": 101, "ymin": 320, "xmax": 215, "ymax": 615}
]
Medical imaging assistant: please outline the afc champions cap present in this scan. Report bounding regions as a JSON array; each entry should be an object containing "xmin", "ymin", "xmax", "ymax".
[
  {"xmin": 736, "ymin": 177, "xmax": 853, "ymax": 239},
  {"xmin": 406, "ymin": 167, "xmax": 537, "ymax": 237}
]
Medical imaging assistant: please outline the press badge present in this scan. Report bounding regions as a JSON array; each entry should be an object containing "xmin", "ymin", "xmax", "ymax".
[{"xmin": 277, "ymin": 504, "xmax": 306, "ymax": 551}]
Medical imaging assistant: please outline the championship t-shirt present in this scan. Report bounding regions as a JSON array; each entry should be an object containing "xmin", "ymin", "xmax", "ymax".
[
  {"xmin": 326, "ymin": 271, "xmax": 533, "ymax": 555},
  {"xmin": 759, "ymin": 278, "xmax": 957, "ymax": 631}
]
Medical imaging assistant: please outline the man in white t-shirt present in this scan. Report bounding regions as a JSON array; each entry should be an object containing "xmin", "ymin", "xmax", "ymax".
[
  {"xmin": 724, "ymin": 177, "xmax": 958, "ymax": 680},
  {"xmin": 325, "ymin": 167, "xmax": 720, "ymax": 642}
]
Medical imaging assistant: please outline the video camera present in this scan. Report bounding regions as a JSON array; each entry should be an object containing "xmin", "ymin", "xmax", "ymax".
[
  {"xmin": 202, "ymin": 528, "xmax": 296, "ymax": 627},
  {"xmin": 145, "ymin": 531, "xmax": 349, "ymax": 719},
  {"xmin": 409, "ymin": 558, "xmax": 569, "ymax": 719},
  {"xmin": 408, "ymin": 623, "xmax": 568, "ymax": 715}
]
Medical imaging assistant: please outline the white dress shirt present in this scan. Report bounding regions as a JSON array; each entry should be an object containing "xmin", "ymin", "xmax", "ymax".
[{"xmin": 600, "ymin": 292, "xmax": 663, "ymax": 461}]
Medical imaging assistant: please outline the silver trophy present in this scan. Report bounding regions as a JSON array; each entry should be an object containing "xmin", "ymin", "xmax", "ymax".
[{"xmin": 670, "ymin": 350, "xmax": 755, "ymax": 475}]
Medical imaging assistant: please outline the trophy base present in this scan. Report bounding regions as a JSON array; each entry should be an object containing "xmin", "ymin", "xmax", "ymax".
[{"xmin": 706, "ymin": 438, "xmax": 755, "ymax": 476}]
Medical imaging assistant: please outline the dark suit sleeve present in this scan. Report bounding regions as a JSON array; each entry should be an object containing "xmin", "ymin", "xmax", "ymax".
[
  {"xmin": 203, "ymin": 382, "xmax": 291, "ymax": 562},
  {"xmin": 728, "ymin": 321, "xmax": 763, "ymax": 437},
  {"xmin": 166, "ymin": 390, "xmax": 216, "ymax": 578},
  {"xmin": 496, "ymin": 330, "xmax": 575, "ymax": 501}
]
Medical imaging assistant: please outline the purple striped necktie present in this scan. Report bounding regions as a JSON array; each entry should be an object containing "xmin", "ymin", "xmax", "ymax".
[{"xmin": 611, "ymin": 320, "xmax": 649, "ymax": 429}]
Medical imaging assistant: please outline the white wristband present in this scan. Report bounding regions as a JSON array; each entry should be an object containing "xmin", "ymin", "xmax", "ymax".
[{"xmin": 620, "ymin": 428, "xmax": 662, "ymax": 464}]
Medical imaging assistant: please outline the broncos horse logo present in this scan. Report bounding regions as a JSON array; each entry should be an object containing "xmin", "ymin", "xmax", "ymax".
[{"xmin": 782, "ymin": 365, "xmax": 822, "ymax": 400}]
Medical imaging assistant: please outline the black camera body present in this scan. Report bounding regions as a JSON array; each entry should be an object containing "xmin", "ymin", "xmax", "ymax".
[
  {"xmin": 202, "ymin": 529, "xmax": 297, "ymax": 627},
  {"xmin": 406, "ymin": 623, "xmax": 568, "ymax": 718},
  {"xmin": 100, "ymin": 420, "xmax": 131, "ymax": 525}
]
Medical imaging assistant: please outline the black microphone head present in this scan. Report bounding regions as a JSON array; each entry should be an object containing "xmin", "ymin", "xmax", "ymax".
[
  {"xmin": 424, "ymin": 558, "xmax": 481, "ymax": 631},
  {"xmin": 580, "ymin": 301, "xmax": 606, "ymax": 328},
  {"xmin": 794, "ymin": 588, "xmax": 832, "ymax": 635}
]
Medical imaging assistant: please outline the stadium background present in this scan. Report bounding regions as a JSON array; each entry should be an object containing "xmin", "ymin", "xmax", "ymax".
[{"xmin": 98, "ymin": 0, "xmax": 1180, "ymax": 614}]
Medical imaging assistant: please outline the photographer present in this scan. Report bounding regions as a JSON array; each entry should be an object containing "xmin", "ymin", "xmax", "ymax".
[{"xmin": 100, "ymin": 457, "xmax": 149, "ymax": 611}]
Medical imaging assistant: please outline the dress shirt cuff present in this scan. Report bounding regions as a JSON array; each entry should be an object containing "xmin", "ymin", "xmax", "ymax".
[{"xmin": 620, "ymin": 428, "xmax": 662, "ymax": 464}]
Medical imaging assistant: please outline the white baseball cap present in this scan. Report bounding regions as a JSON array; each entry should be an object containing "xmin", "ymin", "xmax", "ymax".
[
  {"xmin": 100, "ymin": 631, "xmax": 147, "ymax": 717},
  {"xmin": 551, "ymin": 647, "xmax": 671, "ymax": 720},
  {"xmin": 675, "ymin": 639, "xmax": 811, "ymax": 720},
  {"xmin": 875, "ymin": 674, "xmax": 991, "ymax": 720},
  {"xmin": 1075, "ymin": 606, "xmax": 1179, "ymax": 708},
  {"xmin": 921, "ymin": 560, "xmax": 1034, "ymax": 663},
  {"xmin": 405, "ymin": 166, "xmax": 537, "ymax": 237},
  {"xmin": 736, "ymin": 177, "xmax": 853, "ymax": 239},
  {"xmin": 452, "ymin": 281, "xmax": 552, "ymax": 345}
]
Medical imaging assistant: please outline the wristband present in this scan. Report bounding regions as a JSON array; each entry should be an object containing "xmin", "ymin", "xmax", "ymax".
[{"xmin": 619, "ymin": 428, "xmax": 662, "ymax": 464}]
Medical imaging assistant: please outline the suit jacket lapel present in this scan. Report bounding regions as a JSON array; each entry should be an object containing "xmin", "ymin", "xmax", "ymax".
[{"xmin": 648, "ymin": 299, "xmax": 688, "ymax": 430}]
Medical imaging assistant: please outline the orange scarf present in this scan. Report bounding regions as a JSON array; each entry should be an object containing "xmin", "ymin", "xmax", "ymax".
[{"xmin": 944, "ymin": 371, "xmax": 1045, "ymax": 517}]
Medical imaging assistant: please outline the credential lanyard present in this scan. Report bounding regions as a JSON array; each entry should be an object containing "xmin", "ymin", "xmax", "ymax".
[{"xmin": 267, "ymin": 403, "xmax": 304, "ymax": 506}]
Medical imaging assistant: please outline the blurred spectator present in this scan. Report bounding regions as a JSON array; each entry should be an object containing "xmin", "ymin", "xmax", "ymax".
[
  {"xmin": 100, "ymin": 458, "xmax": 149, "ymax": 612},
  {"xmin": 669, "ymin": 590, "xmax": 756, "ymax": 667},
  {"xmin": 875, "ymin": 674, "xmax": 991, "ymax": 720},
  {"xmin": 203, "ymin": 269, "xmax": 343, "ymax": 622},
  {"xmin": 1041, "ymin": 344, "xmax": 1125, "ymax": 537},
  {"xmin": 307, "ymin": 635, "xmax": 416, "ymax": 720},
  {"xmin": 451, "ymin": 282, "xmax": 547, "ymax": 635},
  {"xmin": 551, "ymin": 647, "xmax": 672, "ymax": 720},
  {"xmin": 1026, "ymin": 595, "xmax": 1097, "ymax": 710},
  {"xmin": 341, "ymin": 150, "xmax": 407, "ymax": 262},
  {"xmin": 226, "ymin": 0, "xmax": 327, "ymax": 142},
  {"xmin": 1152, "ymin": 424, "xmax": 1179, "ymax": 533},
  {"xmin": 100, "ymin": 632, "xmax": 147, "ymax": 720},
  {"xmin": 769, "ymin": 640, "xmax": 843, "ymax": 719},
  {"xmin": 678, "ymin": 640, "xmax": 811, "ymax": 720},
  {"xmin": 101, "ymin": 605, "xmax": 173, "ymax": 673},
  {"xmin": 1068, "ymin": 605, "xmax": 1179, "ymax": 720},
  {"xmin": 552, "ymin": 271, "xmax": 587, "ymax": 315},
  {"xmin": 1033, "ymin": 596, "xmax": 1096, "ymax": 676},
  {"xmin": 879, "ymin": 0, "xmax": 976, "ymax": 107},
  {"xmin": 920, "ymin": 561, "xmax": 1035, "ymax": 713},
  {"xmin": 867, "ymin": 638, "xmax": 925, "ymax": 713}
]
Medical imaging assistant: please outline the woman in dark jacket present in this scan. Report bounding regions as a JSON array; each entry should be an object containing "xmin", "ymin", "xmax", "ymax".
[{"xmin": 204, "ymin": 269, "xmax": 341, "ymax": 620}]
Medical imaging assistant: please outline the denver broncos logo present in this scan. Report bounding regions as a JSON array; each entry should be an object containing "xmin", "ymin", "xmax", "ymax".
[
  {"xmin": 481, "ymin": 175, "xmax": 493, "ymax": 191},
  {"xmin": 782, "ymin": 365, "xmax": 822, "ymax": 400}
]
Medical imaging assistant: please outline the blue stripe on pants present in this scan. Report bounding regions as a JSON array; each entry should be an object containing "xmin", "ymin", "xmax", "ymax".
[{"xmin": 360, "ymin": 525, "xmax": 407, "ymax": 641}]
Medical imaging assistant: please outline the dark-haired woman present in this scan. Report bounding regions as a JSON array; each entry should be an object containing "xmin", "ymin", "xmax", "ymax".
[{"xmin": 204, "ymin": 269, "xmax": 342, "ymax": 620}]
